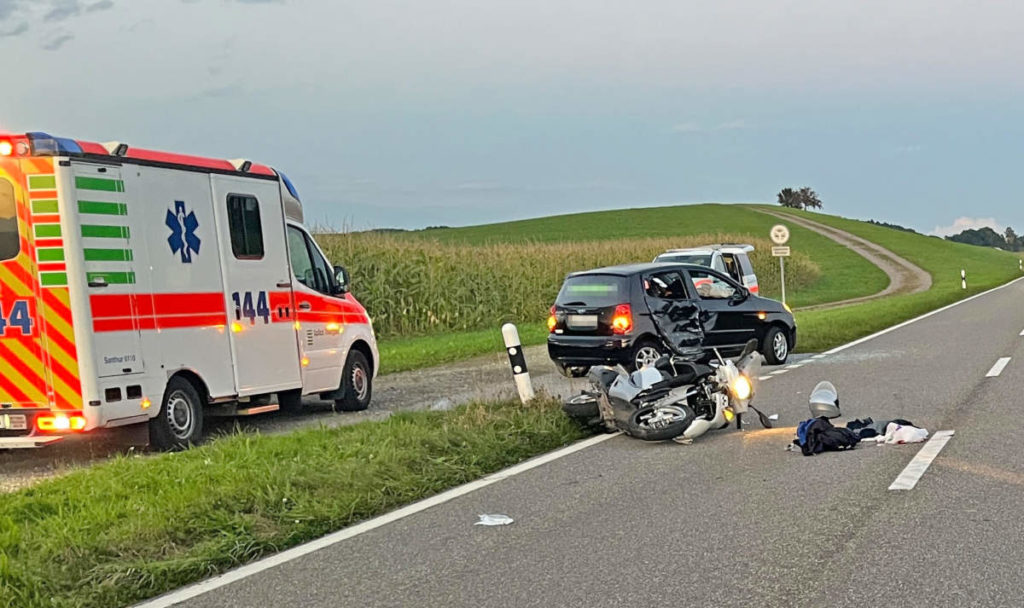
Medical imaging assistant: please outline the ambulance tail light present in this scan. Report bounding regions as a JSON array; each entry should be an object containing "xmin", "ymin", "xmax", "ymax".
[
  {"xmin": 36, "ymin": 413, "xmax": 87, "ymax": 432},
  {"xmin": 0, "ymin": 138, "xmax": 12, "ymax": 156}
]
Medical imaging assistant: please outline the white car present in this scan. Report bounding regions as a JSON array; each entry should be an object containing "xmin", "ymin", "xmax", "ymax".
[{"xmin": 654, "ymin": 244, "xmax": 760, "ymax": 295}]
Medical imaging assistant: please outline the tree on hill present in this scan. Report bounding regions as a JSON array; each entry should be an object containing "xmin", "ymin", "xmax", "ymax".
[
  {"xmin": 946, "ymin": 226, "xmax": 1012, "ymax": 250},
  {"xmin": 1005, "ymin": 227, "xmax": 1021, "ymax": 252},
  {"xmin": 776, "ymin": 187, "xmax": 823, "ymax": 210}
]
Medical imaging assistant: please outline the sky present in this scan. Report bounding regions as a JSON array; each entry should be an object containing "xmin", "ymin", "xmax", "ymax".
[{"xmin": 3, "ymin": 0, "xmax": 1024, "ymax": 235}]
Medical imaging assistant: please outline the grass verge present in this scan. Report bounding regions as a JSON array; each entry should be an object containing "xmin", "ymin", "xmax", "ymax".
[{"xmin": 0, "ymin": 398, "xmax": 586, "ymax": 608}]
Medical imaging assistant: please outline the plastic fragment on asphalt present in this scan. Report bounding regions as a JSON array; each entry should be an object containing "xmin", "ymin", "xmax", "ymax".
[
  {"xmin": 475, "ymin": 514, "xmax": 514, "ymax": 526},
  {"xmin": 768, "ymin": 414, "xmax": 779, "ymax": 421},
  {"xmin": 672, "ymin": 436, "xmax": 694, "ymax": 445}
]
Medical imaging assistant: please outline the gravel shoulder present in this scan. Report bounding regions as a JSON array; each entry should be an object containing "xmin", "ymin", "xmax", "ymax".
[{"xmin": 754, "ymin": 208, "xmax": 932, "ymax": 310}]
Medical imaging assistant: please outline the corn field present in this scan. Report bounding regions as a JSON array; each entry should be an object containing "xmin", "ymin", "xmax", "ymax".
[{"xmin": 317, "ymin": 232, "xmax": 820, "ymax": 338}]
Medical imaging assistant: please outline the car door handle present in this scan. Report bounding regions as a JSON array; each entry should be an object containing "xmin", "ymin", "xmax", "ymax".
[
  {"xmin": 298, "ymin": 302, "xmax": 312, "ymax": 311},
  {"xmin": 276, "ymin": 281, "xmax": 291, "ymax": 289}
]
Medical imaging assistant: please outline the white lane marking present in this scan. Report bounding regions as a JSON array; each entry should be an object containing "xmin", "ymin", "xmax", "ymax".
[
  {"xmin": 812, "ymin": 354, "xmax": 828, "ymax": 359},
  {"xmin": 787, "ymin": 363, "xmax": 805, "ymax": 369},
  {"xmin": 986, "ymin": 357, "xmax": 1011, "ymax": 377},
  {"xmin": 131, "ymin": 432, "xmax": 621, "ymax": 608},
  {"xmin": 888, "ymin": 430, "xmax": 956, "ymax": 490},
  {"xmin": 769, "ymin": 369, "xmax": 788, "ymax": 375},
  {"xmin": 824, "ymin": 276, "xmax": 1024, "ymax": 356},
  {"xmin": 1019, "ymin": 328, "xmax": 1024, "ymax": 336},
  {"xmin": 758, "ymin": 376, "xmax": 772, "ymax": 381}
]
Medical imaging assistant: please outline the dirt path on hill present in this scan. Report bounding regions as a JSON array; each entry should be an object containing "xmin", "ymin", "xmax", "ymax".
[{"xmin": 753, "ymin": 208, "xmax": 932, "ymax": 311}]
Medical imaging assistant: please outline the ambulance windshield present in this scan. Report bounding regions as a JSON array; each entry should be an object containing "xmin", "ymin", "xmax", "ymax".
[{"xmin": 0, "ymin": 179, "xmax": 18, "ymax": 261}]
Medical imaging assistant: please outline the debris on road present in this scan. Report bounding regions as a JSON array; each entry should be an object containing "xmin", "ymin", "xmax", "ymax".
[
  {"xmin": 475, "ymin": 514, "xmax": 514, "ymax": 526},
  {"xmin": 865, "ymin": 422, "xmax": 929, "ymax": 445},
  {"xmin": 793, "ymin": 417, "xmax": 860, "ymax": 456}
]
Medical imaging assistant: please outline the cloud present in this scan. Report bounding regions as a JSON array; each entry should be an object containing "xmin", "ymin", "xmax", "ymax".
[
  {"xmin": 85, "ymin": 0, "xmax": 114, "ymax": 12},
  {"xmin": 669, "ymin": 119, "xmax": 749, "ymax": 134},
  {"xmin": 41, "ymin": 32, "xmax": 74, "ymax": 50},
  {"xmin": 43, "ymin": 0, "xmax": 81, "ymax": 23},
  {"xmin": 0, "ymin": 0, "xmax": 22, "ymax": 21},
  {"xmin": 930, "ymin": 216, "xmax": 1004, "ymax": 237},
  {"xmin": 0, "ymin": 20, "xmax": 26, "ymax": 36}
]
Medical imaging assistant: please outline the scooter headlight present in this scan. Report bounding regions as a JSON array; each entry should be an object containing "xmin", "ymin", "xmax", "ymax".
[{"xmin": 730, "ymin": 375, "xmax": 753, "ymax": 401}]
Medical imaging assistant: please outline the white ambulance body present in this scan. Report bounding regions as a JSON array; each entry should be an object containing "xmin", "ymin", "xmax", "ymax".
[{"xmin": 0, "ymin": 132, "xmax": 377, "ymax": 449}]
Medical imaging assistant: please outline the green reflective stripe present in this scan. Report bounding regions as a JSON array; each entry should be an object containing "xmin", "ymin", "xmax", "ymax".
[
  {"xmin": 81, "ymin": 225, "xmax": 130, "ymax": 239},
  {"xmin": 78, "ymin": 200, "xmax": 127, "ymax": 215},
  {"xmin": 75, "ymin": 176, "xmax": 123, "ymax": 192},
  {"xmin": 32, "ymin": 199, "xmax": 59, "ymax": 214},
  {"xmin": 86, "ymin": 271, "xmax": 135, "ymax": 285},
  {"xmin": 37, "ymin": 248, "xmax": 65, "ymax": 262},
  {"xmin": 84, "ymin": 248, "xmax": 133, "ymax": 262},
  {"xmin": 40, "ymin": 272, "xmax": 68, "ymax": 287},
  {"xmin": 29, "ymin": 175, "xmax": 56, "ymax": 190},
  {"xmin": 34, "ymin": 224, "xmax": 62, "ymax": 238}
]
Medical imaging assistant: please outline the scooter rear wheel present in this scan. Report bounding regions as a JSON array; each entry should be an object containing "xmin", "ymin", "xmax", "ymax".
[{"xmin": 627, "ymin": 404, "xmax": 695, "ymax": 441}]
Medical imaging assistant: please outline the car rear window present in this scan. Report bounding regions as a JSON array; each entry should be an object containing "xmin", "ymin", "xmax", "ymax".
[
  {"xmin": 656, "ymin": 253, "xmax": 712, "ymax": 266},
  {"xmin": 556, "ymin": 275, "xmax": 627, "ymax": 307},
  {"xmin": 0, "ymin": 179, "xmax": 18, "ymax": 262}
]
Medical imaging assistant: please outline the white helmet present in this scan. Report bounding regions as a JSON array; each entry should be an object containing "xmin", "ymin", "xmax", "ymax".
[{"xmin": 809, "ymin": 381, "xmax": 840, "ymax": 418}]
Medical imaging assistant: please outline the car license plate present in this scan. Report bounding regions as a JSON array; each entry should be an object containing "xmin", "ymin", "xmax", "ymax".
[
  {"xmin": 568, "ymin": 314, "xmax": 599, "ymax": 330},
  {"xmin": 0, "ymin": 414, "xmax": 27, "ymax": 431}
]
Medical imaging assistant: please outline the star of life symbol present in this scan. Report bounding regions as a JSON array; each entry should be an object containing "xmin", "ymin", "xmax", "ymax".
[{"xmin": 166, "ymin": 200, "xmax": 201, "ymax": 263}]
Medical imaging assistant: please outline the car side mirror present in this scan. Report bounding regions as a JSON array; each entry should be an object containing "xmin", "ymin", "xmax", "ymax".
[
  {"xmin": 333, "ymin": 265, "xmax": 350, "ymax": 295},
  {"xmin": 730, "ymin": 288, "xmax": 748, "ymax": 303}
]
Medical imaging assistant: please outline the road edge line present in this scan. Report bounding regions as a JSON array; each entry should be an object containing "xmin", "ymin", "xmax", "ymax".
[
  {"xmin": 132, "ymin": 432, "xmax": 620, "ymax": 608},
  {"xmin": 824, "ymin": 276, "xmax": 1024, "ymax": 356}
]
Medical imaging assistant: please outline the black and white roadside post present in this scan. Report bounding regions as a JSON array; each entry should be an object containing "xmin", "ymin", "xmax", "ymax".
[
  {"xmin": 1019, "ymin": 259, "xmax": 1022, "ymax": 272},
  {"xmin": 502, "ymin": 323, "xmax": 535, "ymax": 404},
  {"xmin": 770, "ymin": 224, "xmax": 791, "ymax": 306},
  {"xmin": 961, "ymin": 269, "xmax": 967, "ymax": 290}
]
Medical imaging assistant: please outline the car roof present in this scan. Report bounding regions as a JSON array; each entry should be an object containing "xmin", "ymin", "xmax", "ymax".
[
  {"xmin": 567, "ymin": 262, "xmax": 706, "ymax": 278},
  {"xmin": 659, "ymin": 243, "xmax": 755, "ymax": 255}
]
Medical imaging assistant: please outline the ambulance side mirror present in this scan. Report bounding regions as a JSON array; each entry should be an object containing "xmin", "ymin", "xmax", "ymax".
[{"xmin": 333, "ymin": 266, "xmax": 350, "ymax": 295}]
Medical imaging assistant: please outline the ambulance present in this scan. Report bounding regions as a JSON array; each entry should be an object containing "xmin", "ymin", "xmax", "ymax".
[{"xmin": 0, "ymin": 132, "xmax": 378, "ymax": 449}]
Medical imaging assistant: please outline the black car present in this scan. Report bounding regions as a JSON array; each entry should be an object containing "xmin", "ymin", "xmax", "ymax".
[{"xmin": 547, "ymin": 262, "xmax": 796, "ymax": 374}]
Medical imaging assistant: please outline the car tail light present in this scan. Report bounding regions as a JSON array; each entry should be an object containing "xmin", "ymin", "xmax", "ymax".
[
  {"xmin": 0, "ymin": 138, "xmax": 12, "ymax": 156},
  {"xmin": 547, "ymin": 305, "xmax": 557, "ymax": 333},
  {"xmin": 612, "ymin": 304, "xmax": 632, "ymax": 334},
  {"xmin": 36, "ymin": 413, "xmax": 87, "ymax": 432}
]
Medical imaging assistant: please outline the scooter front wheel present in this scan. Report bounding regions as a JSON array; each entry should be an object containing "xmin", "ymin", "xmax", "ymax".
[{"xmin": 627, "ymin": 404, "xmax": 695, "ymax": 441}]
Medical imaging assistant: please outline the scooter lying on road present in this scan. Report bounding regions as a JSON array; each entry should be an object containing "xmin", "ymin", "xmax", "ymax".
[{"xmin": 562, "ymin": 339, "xmax": 772, "ymax": 441}]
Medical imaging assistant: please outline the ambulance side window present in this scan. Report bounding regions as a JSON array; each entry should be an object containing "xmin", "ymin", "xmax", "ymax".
[
  {"xmin": 287, "ymin": 226, "xmax": 316, "ymax": 289},
  {"xmin": 227, "ymin": 194, "xmax": 265, "ymax": 260},
  {"xmin": 0, "ymin": 179, "xmax": 18, "ymax": 262},
  {"xmin": 287, "ymin": 226, "xmax": 334, "ymax": 295}
]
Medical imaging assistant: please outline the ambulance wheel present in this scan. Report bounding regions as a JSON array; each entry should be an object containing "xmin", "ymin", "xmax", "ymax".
[
  {"xmin": 150, "ymin": 376, "xmax": 204, "ymax": 451},
  {"xmin": 278, "ymin": 389, "xmax": 304, "ymax": 413},
  {"xmin": 335, "ymin": 351, "xmax": 372, "ymax": 412}
]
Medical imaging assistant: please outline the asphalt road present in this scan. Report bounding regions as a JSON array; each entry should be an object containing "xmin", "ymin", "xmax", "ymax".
[{"xmin": 143, "ymin": 277, "xmax": 1024, "ymax": 608}]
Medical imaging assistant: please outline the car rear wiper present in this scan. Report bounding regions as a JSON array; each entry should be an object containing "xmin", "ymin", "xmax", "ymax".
[{"xmin": 560, "ymin": 301, "xmax": 589, "ymax": 306}]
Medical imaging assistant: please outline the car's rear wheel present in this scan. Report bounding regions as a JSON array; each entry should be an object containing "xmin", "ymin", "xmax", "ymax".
[
  {"xmin": 762, "ymin": 326, "xmax": 790, "ymax": 365},
  {"xmin": 631, "ymin": 339, "xmax": 664, "ymax": 371}
]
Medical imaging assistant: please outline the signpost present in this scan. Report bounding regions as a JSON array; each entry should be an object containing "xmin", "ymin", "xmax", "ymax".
[{"xmin": 770, "ymin": 224, "xmax": 790, "ymax": 305}]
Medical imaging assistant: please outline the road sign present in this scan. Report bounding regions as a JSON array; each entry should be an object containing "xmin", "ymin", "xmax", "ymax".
[
  {"xmin": 772, "ymin": 246, "xmax": 791, "ymax": 257},
  {"xmin": 770, "ymin": 224, "xmax": 790, "ymax": 245}
]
